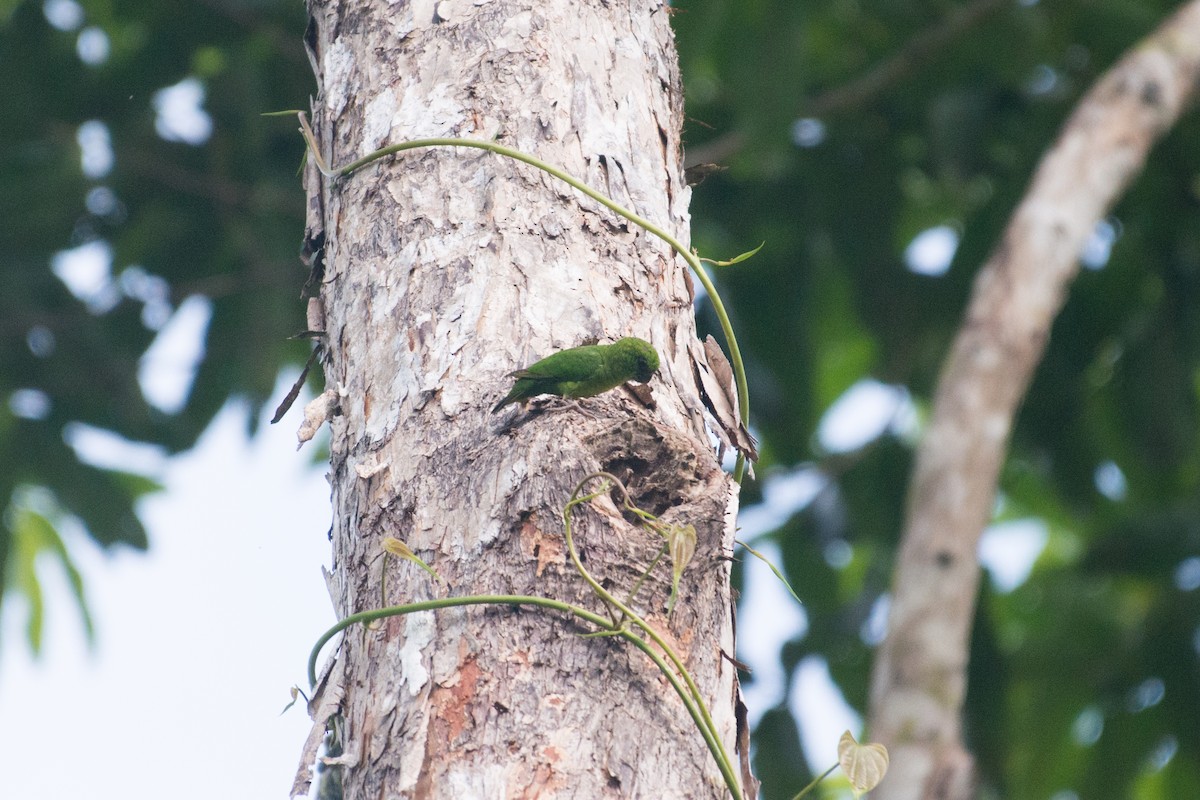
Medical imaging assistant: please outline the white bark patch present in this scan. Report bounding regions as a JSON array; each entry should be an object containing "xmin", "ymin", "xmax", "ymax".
[
  {"xmin": 393, "ymin": 76, "xmax": 466, "ymax": 138},
  {"xmin": 434, "ymin": 0, "xmax": 488, "ymax": 23},
  {"xmin": 398, "ymin": 610, "xmax": 436, "ymax": 695},
  {"xmin": 382, "ymin": 0, "xmax": 434, "ymax": 41},
  {"xmin": 522, "ymin": 257, "xmax": 594, "ymax": 337},
  {"xmin": 362, "ymin": 88, "xmax": 398, "ymax": 155},
  {"xmin": 355, "ymin": 458, "xmax": 391, "ymax": 479},
  {"xmin": 492, "ymin": 9, "xmax": 533, "ymax": 47},
  {"xmin": 445, "ymin": 762, "xmax": 505, "ymax": 797},
  {"xmin": 322, "ymin": 38, "xmax": 355, "ymax": 118},
  {"xmin": 477, "ymin": 516, "xmax": 502, "ymax": 549},
  {"xmin": 306, "ymin": 297, "xmax": 325, "ymax": 332},
  {"xmin": 396, "ymin": 729, "xmax": 428, "ymax": 793},
  {"xmin": 297, "ymin": 387, "xmax": 340, "ymax": 447},
  {"xmin": 429, "ymin": 616, "xmax": 474, "ymax": 684}
]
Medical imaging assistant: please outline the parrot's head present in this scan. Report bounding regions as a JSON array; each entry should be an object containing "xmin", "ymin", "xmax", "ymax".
[{"xmin": 617, "ymin": 337, "xmax": 660, "ymax": 384}]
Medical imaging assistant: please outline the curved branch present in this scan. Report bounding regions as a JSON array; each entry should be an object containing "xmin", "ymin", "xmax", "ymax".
[
  {"xmin": 867, "ymin": 4, "xmax": 1200, "ymax": 799},
  {"xmin": 683, "ymin": 0, "xmax": 1007, "ymax": 169},
  {"xmin": 804, "ymin": 0, "xmax": 1009, "ymax": 118}
]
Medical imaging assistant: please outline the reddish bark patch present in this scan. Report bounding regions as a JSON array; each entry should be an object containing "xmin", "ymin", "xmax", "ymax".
[
  {"xmin": 430, "ymin": 655, "xmax": 484, "ymax": 743},
  {"xmin": 518, "ymin": 512, "xmax": 564, "ymax": 577}
]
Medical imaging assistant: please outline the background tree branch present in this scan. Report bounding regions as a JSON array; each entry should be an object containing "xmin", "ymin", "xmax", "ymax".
[
  {"xmin": 803, "ymin": 0, "xmax": 1010, "ymax": 119},
  {"xmin": 867, "ymin": 3, "xmax": 1200, "ymax": 798},
  {"xmin": 683, "ymin": 0, "xmax": 1008, "ymax": 169}
]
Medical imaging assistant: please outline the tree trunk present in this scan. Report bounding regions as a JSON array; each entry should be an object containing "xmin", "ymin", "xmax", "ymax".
[
  {"xmin": 295, "ymin": 1, "xmax": 743, "ymax": 798},
  {"xmin": 867, "ymin": 4, "xmax": 1200, "ymax": 799}
]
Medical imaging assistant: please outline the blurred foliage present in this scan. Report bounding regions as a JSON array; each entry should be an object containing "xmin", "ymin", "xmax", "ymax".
[
  {"xmin": 675, "ymin": 0, "xmax": 1200, "ymax": 797},
  {"xmin": 0, "ymin": 0, "xmax": 311, "ymax": 652},
  {"xmin": 3, "ymin": 0, "xmax": 1199, "ymax": 797}
]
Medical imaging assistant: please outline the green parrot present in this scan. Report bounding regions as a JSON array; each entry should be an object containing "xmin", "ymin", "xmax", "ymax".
[{"xmin": 492, "ymin": 337, "xmax": 660, "ymax": 412}]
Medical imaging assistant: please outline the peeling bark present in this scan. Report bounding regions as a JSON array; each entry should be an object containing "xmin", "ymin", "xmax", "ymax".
[
  {"xmin": 296, "ymin": 1, "xmax": 742, "ymax": 798},
  {"xmin": 867, "ymin": 4, "xmax": 1200, "ymax": 799}
]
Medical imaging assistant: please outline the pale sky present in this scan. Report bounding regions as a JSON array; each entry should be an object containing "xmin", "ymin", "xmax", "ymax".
[{"xmin": 0, "ymin": 395, "xmax": 335, "ymax": 800}]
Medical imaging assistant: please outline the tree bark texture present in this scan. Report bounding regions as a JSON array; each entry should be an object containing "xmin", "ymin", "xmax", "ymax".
[
  {"xmin": 868, "ymin": 4, "xmax": 1200, "ymax": 799},
  {"xmin": 296, "ymin": 1, "xmax": 741, "ymax": 798}
]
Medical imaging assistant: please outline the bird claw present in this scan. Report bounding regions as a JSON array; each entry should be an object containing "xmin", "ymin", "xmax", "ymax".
[{"xmin": 537, "ymin": 397, "xmax": 600, "ymax": 419}]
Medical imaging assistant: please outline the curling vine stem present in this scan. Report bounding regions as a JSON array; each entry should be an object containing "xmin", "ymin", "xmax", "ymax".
[
  {"xmin": 296, "ymin": 113, "xmax": 750, "ymax": 482},
  {"xmin": 562, "ymin": 472, "xmax": 741, "ymax": 797},
  {"xmin": 306, "ymin": 592, "xmax": 743, "ymax": 800}
]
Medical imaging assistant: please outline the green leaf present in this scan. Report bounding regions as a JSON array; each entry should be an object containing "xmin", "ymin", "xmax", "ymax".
[
  {"xmin": 6, "ymin": 503, "xmax": 95, "ymax": 655},
  {"xmin": 701, "ymin": 241, "xmax": 765, "ymax": 267},
  {"xmin": 736, "ymin": 538, "xmax": 803, "ymax": 607},
  {"xmin": 838, "ymin": 730, "xmax": 889, "ymax": 798}
]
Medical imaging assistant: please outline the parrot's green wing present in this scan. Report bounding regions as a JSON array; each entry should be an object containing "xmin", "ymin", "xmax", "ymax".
[
  {"xmin": 512, "ymin": 345, "xmax": 607, "ymax": 382},
  {"xmin": 492, "ymin": 344, "xmax": 611, "ymax": 412},
  {"xmin": 492, "ymin": 339, "xmax": 657, "ymax": 413}
]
